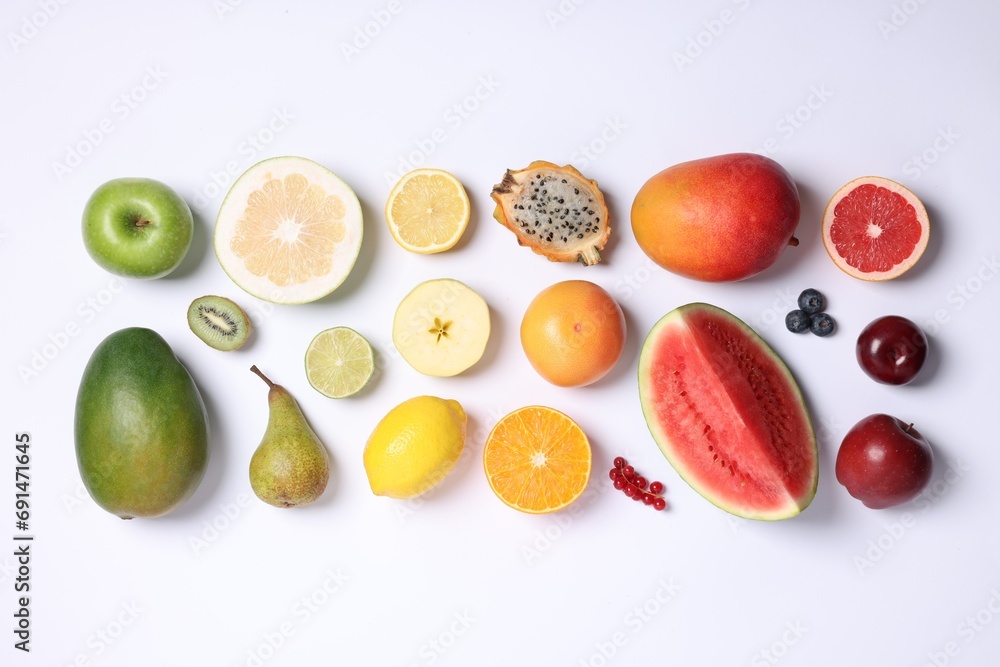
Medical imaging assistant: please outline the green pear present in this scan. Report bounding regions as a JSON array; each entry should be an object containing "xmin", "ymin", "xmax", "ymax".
[{"xmin": 248, "ymin": 366, "xmax": 330, "ymax": 507}]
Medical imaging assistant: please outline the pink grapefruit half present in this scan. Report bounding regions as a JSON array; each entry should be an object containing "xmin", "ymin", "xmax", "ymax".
[{"xmin": 822, "ymin": 176, "xmax": 929, "ymax": 281}]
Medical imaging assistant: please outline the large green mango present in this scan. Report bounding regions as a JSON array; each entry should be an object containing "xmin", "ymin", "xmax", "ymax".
[{"xmin": 75, "ymin": 327, "xmax": 209, "ymax": 518}]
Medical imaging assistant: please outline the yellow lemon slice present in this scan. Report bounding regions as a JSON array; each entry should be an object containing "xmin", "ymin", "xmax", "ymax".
[{"xmin": 385, "ymin": 168, "xmax": 470, "ymax": 253}]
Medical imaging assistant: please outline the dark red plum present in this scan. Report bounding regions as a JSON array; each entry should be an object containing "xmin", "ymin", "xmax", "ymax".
[{"xmin": 856, "ymin": 316, "xmax": 928, "ymax": 385}]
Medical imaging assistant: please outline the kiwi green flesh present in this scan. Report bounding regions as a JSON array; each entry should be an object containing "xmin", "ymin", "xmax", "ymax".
[{"xmin": 187, "ymin": 296, "xmax": 250, "ymax": 351}]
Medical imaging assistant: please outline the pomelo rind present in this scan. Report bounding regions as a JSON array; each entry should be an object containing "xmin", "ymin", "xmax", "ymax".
[{"xmin": 214, "ymin": 156, "xmax": 364, "ymax": 305}]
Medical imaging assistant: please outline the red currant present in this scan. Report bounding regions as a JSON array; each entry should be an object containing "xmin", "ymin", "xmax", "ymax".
[{"xmin": 611, "ymin": 458, "xmax": 667, "ymax": 512}]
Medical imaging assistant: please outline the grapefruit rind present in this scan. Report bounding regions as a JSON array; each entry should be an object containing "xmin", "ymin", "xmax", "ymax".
[
  {"xmin": 638, "ymin": 303, "xmax": 817, "ymax": 521},
  {"xmin": 214, "ymin": 156, "xmax": 364, "ymax": 304},
  {"xmin": 821, "ymin": 176, "xmax": 929, "ymax": 282}
]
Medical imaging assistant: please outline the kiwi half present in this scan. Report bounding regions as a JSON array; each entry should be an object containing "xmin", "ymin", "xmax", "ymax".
[{"xmin": 187, "ymin": 295, "xmax": 251, "ymax": 351}]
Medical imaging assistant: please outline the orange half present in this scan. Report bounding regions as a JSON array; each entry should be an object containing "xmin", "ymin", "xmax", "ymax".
[{"xmin": 483, "ymin": 406, "xmax": 591, "ymax": 514}]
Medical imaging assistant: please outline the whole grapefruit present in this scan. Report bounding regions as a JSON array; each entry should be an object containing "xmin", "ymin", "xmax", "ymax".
[
  {"xmin": 631, "ymin": 153, "xmax": 801, "ymax": 282},
  {"xmin": 520, "ymin": 281, "xmax": 626, "ymax": 387}
]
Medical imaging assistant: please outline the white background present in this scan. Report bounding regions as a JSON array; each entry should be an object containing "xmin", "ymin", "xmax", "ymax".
[{"xmin": 3, "ymin": 1, "xmax": 1000, "ymax": 665}]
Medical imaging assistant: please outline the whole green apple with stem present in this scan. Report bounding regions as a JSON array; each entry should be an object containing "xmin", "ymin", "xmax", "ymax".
[{"xmin": 82, "ymin": 178, "xmax": 193, "ymax": 279}]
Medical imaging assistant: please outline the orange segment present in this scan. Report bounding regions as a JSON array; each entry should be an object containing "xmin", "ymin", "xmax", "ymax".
[{"xmin": 483, "ymin": 406, "xmax": 591, "ymax": 513}]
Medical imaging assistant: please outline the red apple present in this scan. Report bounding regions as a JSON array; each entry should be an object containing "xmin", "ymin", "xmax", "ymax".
[{"xmin": 836, "ymin": 414, "xmax": 933, "ymax": 509}]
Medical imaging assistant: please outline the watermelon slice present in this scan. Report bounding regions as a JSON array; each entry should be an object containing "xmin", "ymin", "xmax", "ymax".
[{"xmin": 638, "ymin": 303, "xmax": 817, "ymax": 520}]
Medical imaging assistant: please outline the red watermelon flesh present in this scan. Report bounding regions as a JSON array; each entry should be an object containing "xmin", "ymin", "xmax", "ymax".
[{"xmin": 638, "ymin": 303, "xmax": 817, "ymax": 520}]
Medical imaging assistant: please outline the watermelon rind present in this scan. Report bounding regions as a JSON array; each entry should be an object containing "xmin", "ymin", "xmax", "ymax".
[{"xmin": 637, "ymin": 303, "xmax": 817, "ymax": 521}]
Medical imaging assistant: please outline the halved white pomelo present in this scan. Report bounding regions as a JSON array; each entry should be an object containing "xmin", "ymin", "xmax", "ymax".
[{"xmin": 215, "ymin": 156, "xmax": 363, "ymax": 304}]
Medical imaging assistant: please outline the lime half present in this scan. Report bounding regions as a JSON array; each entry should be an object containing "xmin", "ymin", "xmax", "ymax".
[{"xmin": 305, "ymin": 327, "xmax": 375, "ymax": 398}]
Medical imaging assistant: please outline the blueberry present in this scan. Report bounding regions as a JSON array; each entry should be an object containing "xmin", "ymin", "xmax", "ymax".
[
  {"xmin": 785, "ymin": 310, "xmax": 811, "ymax": 333},
  {"xmin": 798, "ymin": 288, "xmax": 825, "ymax": 315},
  {"xmin": 810, "ymin": 312, "xmax": 836, "ymax": 337}
]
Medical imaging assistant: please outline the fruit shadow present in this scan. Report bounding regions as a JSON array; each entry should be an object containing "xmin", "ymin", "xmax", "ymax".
[
  {"xmin": 160, "ymin": 358, "xmax": 232, "ymax": 521},
  {"xmin": 557, "ymin": 429, "xmax": 612, "ymax": 520},
  {"xmin": 235, "ymin": 324, "xmax": 260, "ymax": 353},
  {"xmin": 598, "ymin": 189, "xmax": 625, "ymax": 266},
  {"xmin": 917, "ymin": 430, "xmax": 960, "ymax": 511},
  {"xmin": 788, "ymin": 388, "xmax": 843, "ymax": 527},
  {"xmin": 455, "ymin": 304, "xmax": 505, "ymax": 379},
  {"xmin": 311, "ymin": 196, "xmax": 380, "ymax": 305},
  {"xmin": 846, "ymin": 428, "xmax": 960, "ymax": 520},
  {"xmin": 582, "ymin": 431, "xmax": 613, "ymax": 495},
  {"xmin": 590, "ymin": 303, "xmax": 640, "ymax": 389},
  {"xmin": 745, "ymin": 180, "xmax": 823, "ymax": 283},
  {"xmin": 906, "ymin": 332, "xmax": 942, "ymax": 387},
  {"xmin": 794, "ymin": 445, "xmax": 841, "ymax": 526},
  {"xmin": 307, "ymin": 440, "xmax": 341, "ymax": 509},
  {"xmin": 449, "ymin": 171, "xmax": 480, "ymax": 253},
  {"xmin": 893, "ymin": 200, "xmax": 943, "ymax": 283},
  {"xmin": 426, "ymin": 410, "xmax": 486, "ymax": 504},
  {"xmin": 345, "ymin": 358, "xmax": 383, "ymax": 401},
  {"xmin": 165, "ymin": 207, "xmax": 211, "ymax": 281}
]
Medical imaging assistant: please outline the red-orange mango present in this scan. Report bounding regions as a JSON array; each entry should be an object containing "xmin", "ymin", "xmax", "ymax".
[{"xmin": 631, "ymin": 153, "xmax": 800, "ymax": 282}]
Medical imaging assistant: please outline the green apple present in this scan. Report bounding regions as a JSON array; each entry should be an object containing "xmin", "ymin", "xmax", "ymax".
[{"xmin": 82, "ymin": 178, "xmax": 193, "ymax": 279}]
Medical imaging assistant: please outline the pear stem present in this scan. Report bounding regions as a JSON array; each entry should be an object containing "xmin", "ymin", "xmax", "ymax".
[{"xmin": 250, "ymin": 365, "xmax": 274, "ymax": 388}]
